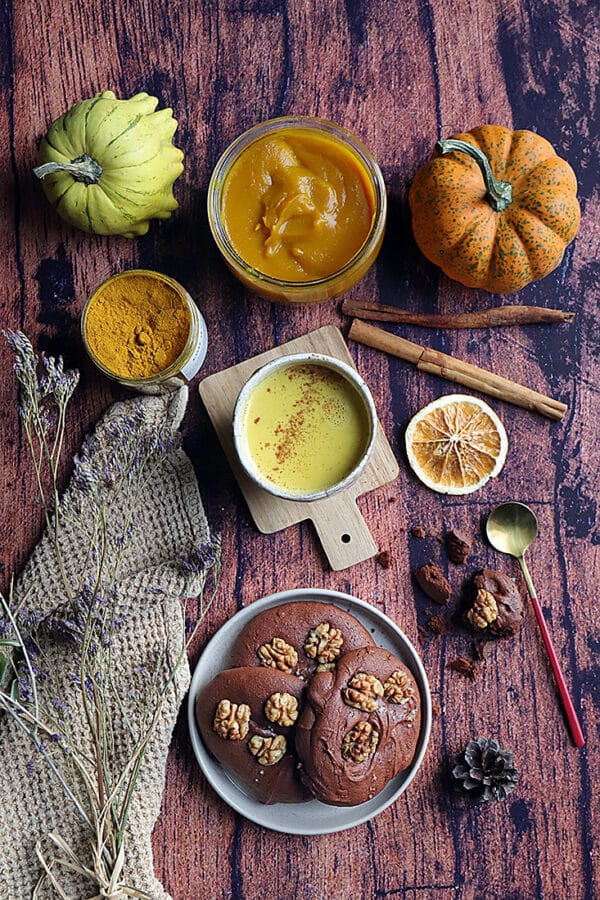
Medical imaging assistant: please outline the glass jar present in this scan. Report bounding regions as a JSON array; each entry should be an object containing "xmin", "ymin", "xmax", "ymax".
[
  {"xmin": 207, "ymin": 116, "xmax": 387, "ymax": 304},
  {"xmin": 81, "ymin": 269, "xmax": 208, "ymax": 394}
]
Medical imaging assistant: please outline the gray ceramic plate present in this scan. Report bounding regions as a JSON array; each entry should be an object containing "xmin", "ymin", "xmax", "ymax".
[{"xmin": 188, "ymin": 587, "xmax": 431, "ymax": 835}]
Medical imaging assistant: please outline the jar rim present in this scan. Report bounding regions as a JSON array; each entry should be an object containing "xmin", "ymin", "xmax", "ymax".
[
  {"xmin": 207, "ymin": 117, "xmax": 387, "ymax": 293},
  {"xmin": 81, "ymin": 269, "xmax": 199, "ymax": 385}
]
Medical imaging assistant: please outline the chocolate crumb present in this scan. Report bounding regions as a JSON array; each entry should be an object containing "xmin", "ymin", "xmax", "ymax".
[
  {"xmin": 388, "ymin": 496, "xmax": 397, "ymax": 503},
  {"xmin": 432, "ymin": 703, "xmax": 442, "ymax": 716},
  {"xmin": 414, "ymin": 563, "xmax": 452, "ymax": 605},
  {"xmin": 427, "ymin": 614, "xmax": 453, "ymax": 635},
  {"xmin": 417, "ymin": 625, "xmax": 430, "ymax": 645},
  {"xmin": 411, "ymin": 526, "xmax": 427, "ymax": 538},
  {"xmin": 375, "ymin": 550, "xmax": 391, "ymax": 569},
  {"xmin": 445, "ymin": 529, "xmax": 472, "ymax": 565},
  {"xmin": 448, "ymin": 657, "xmax": 479, "ymax": 681}
]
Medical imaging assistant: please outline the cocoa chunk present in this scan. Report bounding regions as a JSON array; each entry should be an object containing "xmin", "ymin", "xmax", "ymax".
[
  {"xmin": 417, "ymin": 625, "xmax": 430, "ymax": 645},
  {"xmin": 445, "ymin": 529, "xmax": 472, "ymax": 565},
  {"xmin": 375, "ymin": 550, "xmax": 391, "ymax": 569},
  {"xmin": 447, "ymin": 657, "xmax": 479, "ymax": 681},
  {"xmin": 411, "ymin": 526, "xmax": 427, "ymax": 538},
  {"xmin": 427, "ymin": 614, "xmax": 453, "ymax": 635},
  {"xmin": 414, "ymin": 563, "xmax": 452, "ymax": 605}
]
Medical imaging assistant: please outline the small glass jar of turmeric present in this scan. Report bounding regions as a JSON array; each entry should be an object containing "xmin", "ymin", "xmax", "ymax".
[{"xmin": 82, "ymin": 270, "xmax": 208, "ymax": 394}]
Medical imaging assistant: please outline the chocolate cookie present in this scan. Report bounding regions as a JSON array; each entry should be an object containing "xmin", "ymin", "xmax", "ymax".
[
  {"xmin": 464, "ymin": 568, "xmax": 525, "ymax": 638},
  {"xmin": 229, "ymin": 601, "xmax": 376, "ymax": 680},
  {"xmin": 195, "ymin": 667, "xmax": 311, "ymax": 804},
  {"xmin": 295, "ymin": 646, "xmax": 421, "ymax": 806}
]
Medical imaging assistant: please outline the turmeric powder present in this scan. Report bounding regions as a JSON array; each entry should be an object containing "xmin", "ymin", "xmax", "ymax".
[{"xmin": 84, "ymin": 271, "xmax": 191, "ymax": 379}]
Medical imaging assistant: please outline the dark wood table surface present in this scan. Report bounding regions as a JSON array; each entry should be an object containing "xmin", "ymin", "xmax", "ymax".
[{"xmin": 1, "ymin": 1, "xmax": 598, "ymax": 898}]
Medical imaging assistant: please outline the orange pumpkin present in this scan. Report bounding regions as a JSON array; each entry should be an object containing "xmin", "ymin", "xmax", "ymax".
[{"xmin": 408, "ymin": 125, "xmax": 580, "ymax": 293}]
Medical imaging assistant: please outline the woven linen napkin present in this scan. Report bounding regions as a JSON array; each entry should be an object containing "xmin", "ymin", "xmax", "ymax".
[{"xmin": 0, "ymin": 386, "xmax": 211, "ymax": 899}]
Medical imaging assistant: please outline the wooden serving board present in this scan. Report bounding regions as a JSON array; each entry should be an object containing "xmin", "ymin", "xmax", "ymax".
[{"xmin": 199, "ymin": 326, "xmax": 399, "ymax": 570}]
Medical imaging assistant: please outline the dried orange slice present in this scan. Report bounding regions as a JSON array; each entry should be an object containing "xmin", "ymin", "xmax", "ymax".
[{"xmin": 405, "ymin": 394, "xmax": 508, "ymax": 495}]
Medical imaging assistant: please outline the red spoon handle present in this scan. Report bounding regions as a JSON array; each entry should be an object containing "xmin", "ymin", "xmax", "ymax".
[{"xmin": 529, "ymin": 592, "xmax": 585, "ymax": 747}]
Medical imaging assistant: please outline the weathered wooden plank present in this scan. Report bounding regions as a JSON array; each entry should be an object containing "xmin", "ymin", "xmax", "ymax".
[{"xmin": 0, "ymin": 0, "xmax": 597, "ymax": 898}]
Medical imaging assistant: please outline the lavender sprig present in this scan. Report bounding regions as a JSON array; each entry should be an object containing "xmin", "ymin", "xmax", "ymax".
[{"xmin": 4, "ymin": 330, "xmax": 79, "ymax": 431}]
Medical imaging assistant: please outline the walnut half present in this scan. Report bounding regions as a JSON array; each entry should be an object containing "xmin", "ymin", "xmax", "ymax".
[
  {"xmin": 257, "ymin": 637, "xmax": 298, "ymax": 672},
  {"xmin": 213, "ymin": 699, "xmax": 250, "ymax": 740},
  {"xmin": 264, "ymin": 692, "xmax": 299, "ymax": 727},
  {"xmin": 248, "ymin": 734, "xmax": 287, "ymax": 766},
  {"xmin": 342, "ymin": 721, "xmax": 380, "ymax": 762},
  {"xmin": 304, "ymin": 622, "xmax": 344, "ymax": 664},
  {"xmin": 342, "ymin": 673, "xmax": 384, "ymax": 712},
  {"xmin": 383, "ymin": 670, "xmax": 414, "ymax": 704},
  {"xmin": 466, "ymin": 589, "xmax": 498, "ymax": 630}
]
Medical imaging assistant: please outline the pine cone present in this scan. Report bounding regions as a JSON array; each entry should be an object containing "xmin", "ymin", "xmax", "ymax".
[{"xmin": 451, "ymin": 737, "xmax": 518, "ymax": 802}]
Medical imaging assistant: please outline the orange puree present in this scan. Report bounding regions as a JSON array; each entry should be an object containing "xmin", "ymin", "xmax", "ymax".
[{"xmin": 221, "ymin": 129, "xmax": 376, "ymax": 281}]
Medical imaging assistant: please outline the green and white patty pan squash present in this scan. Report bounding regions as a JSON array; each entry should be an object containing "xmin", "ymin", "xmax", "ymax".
[{"xmin": 34, "ymin": 90, "xmax": 184, "ymax": 237}]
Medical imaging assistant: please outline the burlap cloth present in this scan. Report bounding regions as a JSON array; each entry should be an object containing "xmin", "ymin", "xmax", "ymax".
[{"xmin": 0, "ymin": 387, "xmax": 211, "ymax": 899}]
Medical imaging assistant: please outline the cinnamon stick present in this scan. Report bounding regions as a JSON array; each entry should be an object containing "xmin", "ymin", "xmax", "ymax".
[
  {"xmin": 349, "ymin": 319, "xmax": 567, "ymax": 421},
  {"xmin": 342, "ymin": 299, "xmax": 575, "ymax": 328}
]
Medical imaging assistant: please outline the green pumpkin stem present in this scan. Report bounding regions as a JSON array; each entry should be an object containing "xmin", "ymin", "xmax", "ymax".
[
  {"xmin": 435, "ymin": 139, "xmax": 512, "ymax": 212},
  {"xmin": 33, "ymin": 153, "xmax": 103, "ymax": 186}
]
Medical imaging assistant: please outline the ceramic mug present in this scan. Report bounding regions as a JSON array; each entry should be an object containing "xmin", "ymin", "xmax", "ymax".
[{"xmin": 232, "ymin": 352, "xmax": 377, "ymax": 502}]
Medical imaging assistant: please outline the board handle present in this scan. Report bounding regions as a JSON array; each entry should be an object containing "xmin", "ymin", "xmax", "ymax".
[{"xmin": 310, "ymin": 499, "xmax": 378, "ymax": 571}]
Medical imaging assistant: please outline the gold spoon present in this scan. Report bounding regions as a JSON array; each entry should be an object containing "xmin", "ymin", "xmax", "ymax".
[{"xmin": 486, "ymin": 502, "xmax": 585, "ymax": 748}]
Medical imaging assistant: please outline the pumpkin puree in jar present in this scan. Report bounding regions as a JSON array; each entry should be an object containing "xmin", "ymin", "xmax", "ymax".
[{"xmin": 221, "ymin": 129, "xmax": 376, "ymax": 281}]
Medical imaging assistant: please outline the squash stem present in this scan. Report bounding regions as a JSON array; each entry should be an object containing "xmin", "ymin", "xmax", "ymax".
[
  {"xmin": 33, "ymin": 154, "xmax": 103, "ymax": 186},
  {"xmin": 435, "ymin": 139, "xmax": 512, "ymax": 212}
]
